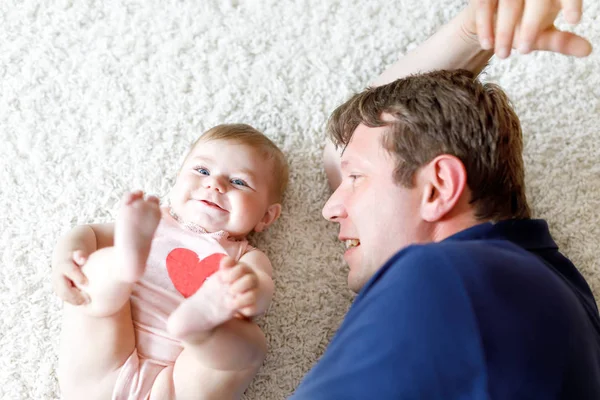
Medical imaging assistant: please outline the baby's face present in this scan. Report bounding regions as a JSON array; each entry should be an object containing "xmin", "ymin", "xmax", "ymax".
[{"xmin": 169, "ymin": 139, "xmax": 278, "ymax": 238}]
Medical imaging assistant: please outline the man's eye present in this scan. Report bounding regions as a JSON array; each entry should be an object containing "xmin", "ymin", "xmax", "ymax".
[
  {"xmin": 196, "ymin": 167, "xmax": 210, "ymax": 175},
  {"xmin": 231, "ymin": 178, "xmax": 248, "ymax": 187}
]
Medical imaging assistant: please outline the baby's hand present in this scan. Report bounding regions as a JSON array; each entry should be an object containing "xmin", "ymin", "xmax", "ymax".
[
  {"xmin": 218, "ymin": 256, "xmax": 260, "ymax": 317},
  {"xmin": 51, "ymin": 250, "xmax": 90, "ymax": 305}
]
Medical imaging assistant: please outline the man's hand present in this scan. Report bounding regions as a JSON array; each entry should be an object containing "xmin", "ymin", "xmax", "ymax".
[
  {"xmin": 51, "ymin": 249, "xmax": 90, "ymax": 305},
  {"xmin": 464, "ymin": 0, "xmax": 592, "ymax": 59},
  {"xmin": 218, "ymin": 256, "xmax": 261, "ymax": 318}
]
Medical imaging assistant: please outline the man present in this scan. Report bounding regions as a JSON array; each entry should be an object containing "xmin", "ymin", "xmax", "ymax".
[{"xmin": 291, "ymin": 1, "xmax": 598, "ymax": 399}]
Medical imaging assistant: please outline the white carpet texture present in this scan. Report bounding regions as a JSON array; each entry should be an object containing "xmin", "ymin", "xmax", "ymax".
[{"xmin": 1, "ymin": 0, "xmax": 599, "ymax": 398}]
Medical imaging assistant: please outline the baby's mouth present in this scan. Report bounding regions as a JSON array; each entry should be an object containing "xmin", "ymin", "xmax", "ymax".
[{"xmin": 200, "ymin": 199, "xmax": 227, "ymax": 212}]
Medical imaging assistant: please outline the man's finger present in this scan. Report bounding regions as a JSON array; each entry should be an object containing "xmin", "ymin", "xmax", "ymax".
[
  {"xmin": 494, "ymin": 0, "xmax": 523, "ymax": 58},
  {"xmin": 560, "ymin": 0, "xmax": 582, "ymax": 24},
  {"xmin": 534, "ymin": 28, "xmax": 593, "ymax": 57},
  {"xmin": 518, "ymin": 0, "xmax": 552, "ymax": 54},
  {"xmin": 475, "ymin": 0, "xmax": 498, "ymax": 50}
]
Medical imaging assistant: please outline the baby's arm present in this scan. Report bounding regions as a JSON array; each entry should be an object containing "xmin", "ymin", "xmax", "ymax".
[
  {"xmin": 219, "ymin": 250, "xmax": 274, "ymax": 318},
  {"xmin": 51, "ymin": 223, "xmax": 115, "ymax": 304}
]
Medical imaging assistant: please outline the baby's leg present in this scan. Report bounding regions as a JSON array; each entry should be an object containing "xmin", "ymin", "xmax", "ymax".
[
  {"xmin": 58, "ymin": 192, "xmax": 161, "ymax": 399},
  {"xmin": 149, "ymin": 277, "xmax": 266, "ymax": 399},
  {"xmin": 324, "ymin": 140, "xmax": 342, "ymax": 191}
]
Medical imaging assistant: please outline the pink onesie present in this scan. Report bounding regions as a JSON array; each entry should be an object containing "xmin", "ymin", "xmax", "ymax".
[{"xmin": 112, "ymin": 212, "xmax": 253, "ymax": 400}]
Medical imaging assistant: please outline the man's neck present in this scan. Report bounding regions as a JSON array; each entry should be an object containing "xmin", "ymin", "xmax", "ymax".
[{"xmin": 430, "ymin": 211, "xmax": 484, "ymax": 243}]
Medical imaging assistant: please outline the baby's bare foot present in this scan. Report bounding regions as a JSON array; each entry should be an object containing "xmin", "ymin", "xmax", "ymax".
[
  {"xmin": 114, "ymin": 191, "xmax": 161, "ymax": 283},
  {"xmin": 167, "ymin": 274, "xmax": 235, "ymax": 341}
]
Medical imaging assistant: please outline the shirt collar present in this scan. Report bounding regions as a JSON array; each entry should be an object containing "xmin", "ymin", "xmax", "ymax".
[{"xmin": 444, "ymin": 219, "xmax": 558, "ymax": 251}]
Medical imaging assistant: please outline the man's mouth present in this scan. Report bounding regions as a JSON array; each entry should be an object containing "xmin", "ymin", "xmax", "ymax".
[{"xmin": 345, "ymin": 239, "xmax": 360, "ymax": 249}]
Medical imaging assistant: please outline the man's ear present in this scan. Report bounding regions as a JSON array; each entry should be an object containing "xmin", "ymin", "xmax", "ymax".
[
  {"xmin": 254, "ymin": 203, "xmax": 282, "ymax": 232},
  {"xmin": 419, "ymin": 155, "xmax": 467, "ymax": 222}
]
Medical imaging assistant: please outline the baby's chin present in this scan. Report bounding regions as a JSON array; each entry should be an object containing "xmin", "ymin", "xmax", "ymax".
[
  {"xmin": 183, "ymin": 213, "xmax": 223, "ymax": 230},
  {"xmin": 171, "ymin": 205, "xmax": 256, "ymax": 237}
]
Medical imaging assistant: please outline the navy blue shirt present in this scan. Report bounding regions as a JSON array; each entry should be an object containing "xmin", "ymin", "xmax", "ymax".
[{"xmin": 291, "ymin": 220, "xmax": 600, "ymax": 399}]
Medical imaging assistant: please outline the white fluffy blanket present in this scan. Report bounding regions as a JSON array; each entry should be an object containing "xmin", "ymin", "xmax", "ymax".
[{"xmin": 1, "ymin": 0, "xmax": 599, "ymax": 398}]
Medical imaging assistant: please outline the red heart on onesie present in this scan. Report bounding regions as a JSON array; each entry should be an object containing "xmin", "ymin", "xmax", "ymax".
[{"xmin": 166, "ymin": 249, "xmax": 226, "ymax": 298}]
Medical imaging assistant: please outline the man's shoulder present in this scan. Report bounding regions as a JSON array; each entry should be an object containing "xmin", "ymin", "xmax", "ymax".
[
  {"xmin": 382, "ymin": 238, "xmax": 513, "ymax": 275},
  {"xmin": 394, "ymin": 234, "xmax": 533, "ymax": 272},
  {"xmin": 361, "ymin": 243, "xmax": 471, "ymax": 300},
  {"xmin": 365, "ymin": 236, "xmax": 538, "ymax": 298}
]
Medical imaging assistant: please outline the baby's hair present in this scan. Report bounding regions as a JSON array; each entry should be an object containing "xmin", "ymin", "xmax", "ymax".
[{"xmin": 188, "ymin": 124, "xmax": 289, "ymax": 203}]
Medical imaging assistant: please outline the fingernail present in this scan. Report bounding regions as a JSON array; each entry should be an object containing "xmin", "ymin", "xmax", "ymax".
[
  {"xmin": 565, "ymin": 10, "xmax": 581, "ymax": 24},
  {"xmin": 496, "ymin": 47, "xmax": 510, "ymax": 59},
  {"xmin": 481, "ymin": 39, "xmax": 492, "ymax": 50},
  {"xmin": 518, "ymin": 43, "xmax": 531, "ymax": 54}
]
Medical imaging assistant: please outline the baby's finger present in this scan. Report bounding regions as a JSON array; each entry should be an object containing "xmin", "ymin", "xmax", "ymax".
[
  {"xmin": 146, "ymin": 194, "xmax": 160, "ymax": 205},
  {"xmin": 219, "ymin": 256, "xmax": 237, "ymax": 272},
  {"xmin": 560, "ymin": 0, "xmax": 582, "ymax": 24},
  {"xmin": 238, "ymin": 305, "xmax": 258, "ymax": 318},
  {"xmin": 122, "ymin": 190, "xmax": 144, "ymax": 205},
  {"xmin": 56, "ymin": 277, "xmax": 89, "ymax": 305},
  {"xmin": 65, "ymin": 261, "xmax": 88, "ymax": 286},
  {"xmin": 231, "ymin": 291, "xmax": 258, "ymax": 310},
  {"xmin": 494, "ymin": 0, "xmax": 523, "ymax": 58},
  {"xmin": 229, "ymin": 274, "xmax": 258, "ymax": 296},
  {"xmin": 72, "ymin": 250, "xmax": 88, "ymax": 266},
  {"xmin": 475, "ymin": 0, "xmax": 498, "ymax": 50},
  {"xmin": 220, "ymin": 263, "xmax": 248, "ymax": 283}
]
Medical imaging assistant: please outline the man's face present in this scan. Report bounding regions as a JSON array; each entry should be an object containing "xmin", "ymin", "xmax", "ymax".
[{"xmin": 322, "ymin": 123, "xmax": 426, "ymax": 292}]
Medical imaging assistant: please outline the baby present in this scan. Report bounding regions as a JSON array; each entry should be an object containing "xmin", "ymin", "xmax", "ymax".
[{"xmin": 51, "ymin": 124, "xmax": 288, "ymax": 399}]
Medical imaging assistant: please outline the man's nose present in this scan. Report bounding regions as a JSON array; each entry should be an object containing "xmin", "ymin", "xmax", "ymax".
[
  {"xmin": 203, "ymin": 175, "xmax": 226, "ymax": 193},
  {"xmin": 322, "ymin": 187, "xmax": 347, "ymax": 222}
]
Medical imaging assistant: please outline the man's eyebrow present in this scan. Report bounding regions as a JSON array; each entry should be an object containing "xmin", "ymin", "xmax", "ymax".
[{"xmin": 340, "ymin": 159, "xmax": 357, "ymax": 171}]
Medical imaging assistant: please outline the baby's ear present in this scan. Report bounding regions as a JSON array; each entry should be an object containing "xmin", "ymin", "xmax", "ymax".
[{"xmin": 254, "ymin": 203, "xmax": 282, "ymax": 232}]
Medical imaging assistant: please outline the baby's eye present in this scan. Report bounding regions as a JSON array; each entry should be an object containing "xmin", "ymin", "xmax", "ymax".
[
  {"xmin": 231, "ymin": 178, "xmax": 248, "ymax": 187},
  {"xmin": 196, "ymin": 167, "xmax": 210, "ymax": 175}
]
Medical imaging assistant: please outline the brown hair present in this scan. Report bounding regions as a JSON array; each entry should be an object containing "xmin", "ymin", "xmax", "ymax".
[
  {"xmin": 188, "ymin": 123, "xmax": 288, "ymax": 203},
  {"xmin": 327, "ymin": 69, "xmax": 530, "ymax": 221}
]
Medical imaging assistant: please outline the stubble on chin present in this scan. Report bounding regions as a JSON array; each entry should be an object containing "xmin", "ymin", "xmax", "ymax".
[{"xmin": 347, "ymin": 268, "xmax": 365, "ymax": 294}]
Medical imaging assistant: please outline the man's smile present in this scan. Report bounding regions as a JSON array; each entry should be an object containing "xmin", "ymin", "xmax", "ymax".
[{"xmin": 345, "ymin": 239, "xmax": 360, "ymax": 249}]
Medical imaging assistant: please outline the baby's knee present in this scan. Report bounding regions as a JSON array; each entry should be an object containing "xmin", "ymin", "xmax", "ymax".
[
  {"xmin": 150, "ymin": 366, "xmax": 176, "ymax": 400},
  {"xmin": 81, "ymin": 247, "xmax": 116, "ymax": 271},
  {"xmin": 57, "ymin": 367, "xmax": 115, "ymax": 400}
]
